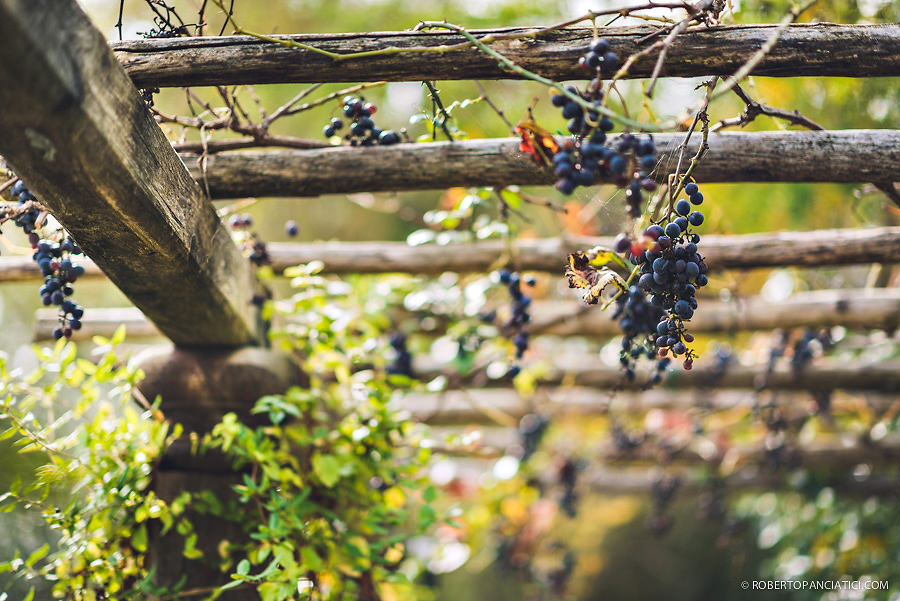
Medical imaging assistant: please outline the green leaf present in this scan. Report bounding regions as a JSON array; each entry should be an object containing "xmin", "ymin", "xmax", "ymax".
[
  {"xmin": 236, "ymin": 559, "xmax": 250, "ymax": 576},
  {"xmin": 25, "ymin": 544, "xmax": 48, "ymax": 569},
  {"xmin": 300, "ymin": 546, "xmax": 323, "ymax": 572},
  {"xmin": 132, "ymin": 525, "xmax": 147, "ymax": 552},
  {"xmin": 111, "ymin": 325, "xmax": 126, "ymax": 346},
  {"xmin": 312, "ymin": 454, "xmax": 341, "ymax": 488},
  {"xmin": 499, "ymin": 188, "xmax": 523, "ymax": 209},
  {"xmin": 23, "ymin": 588, "xmax": 34, "ymax": 601},
  {"xmin": 423, "ymin": 485, "xmax": 438, "ymax": 503}
]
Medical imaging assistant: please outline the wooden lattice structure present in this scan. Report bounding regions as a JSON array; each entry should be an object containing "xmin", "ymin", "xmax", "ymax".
[{"xmin": 1, "ymin": 0, "xmax": 899, "ymax": 596}]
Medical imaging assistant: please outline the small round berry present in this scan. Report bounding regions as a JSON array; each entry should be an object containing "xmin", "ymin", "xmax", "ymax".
[
  {"xmin": 639, "ymin": 154, "xmax": 656, "ymax": 170},
  {"xmin": 590, "ymin": 38, "xmax": 610, "ymax": 54},
  {"xmin": 285, "ymin": 220, "xmax": 299, "ymax": 237},
  {"xmin": 675, "ymin": 199, "xmax": 691, "ymax": 216},
  {"xmin": 684, "ymin": 182, "xmax": 699, "ymax": 196},
  {"xmin": 664, "ymin": 222, "xmax": 681, "ymax": 238},
  {"xmin": 688, "ymin": 211, "xmax": 705, "ymax": 226},
  {"xmin": 602, "ymin": 51, "xmax": 619, "ymax": 70},
  {"xmin": 689, "ymin": 192, "xmax": 704, "ymax": 205}
]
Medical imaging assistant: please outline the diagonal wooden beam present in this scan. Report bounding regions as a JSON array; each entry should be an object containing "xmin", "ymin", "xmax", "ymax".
[
  {"xmin": 111, "ymin": 24, "xmax": 900, "ymax": 87},
  {"xmin": 0, "ymin": 0, "xmax": 261, "ymax": 347}
]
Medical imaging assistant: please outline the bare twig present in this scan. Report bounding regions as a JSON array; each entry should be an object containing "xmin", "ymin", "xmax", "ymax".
[
  {"xmin": 474, "ymin": 81, "xmax": 515, "ymax": 135},
  {"xmin": 645, "ymin": 0, "xmax": 718, "ymax": 98},
  {"xmin": 424, "ymin": 81, "xmax": 455, "ymax": 142},
  {"xmin": 708, "ymin": 0, "xmax": 819, "ymax": 104},
  {"xmin": 710, "ymin": 84, "xmax": 825, "ymax": 132}
]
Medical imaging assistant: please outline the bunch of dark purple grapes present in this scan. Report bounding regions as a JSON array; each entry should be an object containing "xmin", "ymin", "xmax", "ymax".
[
  {"xmin": 35, "ymin": 238, "xmax": 86, "ymax": 339},
  {"xmin": 387, "ymin": 332, "xmax": 413, "ymax": 377},
  {"xmin": 558, "ymin": 458, "xmax": 581, "ymax": 518},
  {"xmin": 9, "ymin": 180, "xmax": 41, "ymax": 234},
  {"xmin": 611, "ymin": 287, "xmax": 673, "ymax": 383},
  {"xmin": 613, "ymin": 183, "xmax": 708, "ymax": 369},
  {"xmin": 4, "ymin": 180, "xmax": 86, "ymax": 340},
  {"xmin": 548, "ymin": 38, "xmax": 658, "ymax": 217},
  {"xmin": 325, "ymin": 96, "xmax": 401, "ymax": 146},
  {"xmin": 497, "ymin": 269, "xmax": 535, "ymax": 377},
  {"xmin": 228, "ymin": 213, "xmax": 270, "ymax": 266}
]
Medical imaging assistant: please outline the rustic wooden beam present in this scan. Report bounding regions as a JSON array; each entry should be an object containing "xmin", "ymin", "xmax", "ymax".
[
  {"xmin": 418, "ymin": 360, "xmax": 900, "ymax": 393},
  {"xmin": 112, "ymin": 24, "xmax": 900, "ymax": 87},
  {"xmin": 534, "ymin": 288, "xmax": 900, "ymax": 337},
  {"xmin": 184, "ymin": 130, "xmax": 900, "ymax": 198},
  {"xmin": 265, "ymin": 226, "xmax": 900, "ymax": 274},
  {"xmin": 36, "ymin": 289, "xmax": 900, "ymax": 342},
  {"xmin": 4, "ymin": 227, "xmax": 899, "ymax": 281},
  {"xmin": 447, "ymin": 453, "xmax": 900, "ymax": 495},
  {"xmin": 0, "ymin": 0, "xmax": 260, "ymax": 347},
  {"xmin": 400, "ymin": 388, "xmax": 894, "ymax": 425}
]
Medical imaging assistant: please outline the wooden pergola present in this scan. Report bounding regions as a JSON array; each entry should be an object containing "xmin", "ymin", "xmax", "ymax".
[{"xmin": 1, "ymin": 0, "xmax": 899, "ymax": 596}]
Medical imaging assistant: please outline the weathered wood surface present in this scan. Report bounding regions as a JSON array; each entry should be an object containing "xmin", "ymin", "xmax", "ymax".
[
  {"xmin": 34, "ymin": 307, "xmax": 162, "ymax": 340},
  {"xmin": 112, "ymin": 24, "xmax": 900, "ymax": 87},
  {"xmin": 36, "ymin": 289, "xmax": 900, "ymax": 342},
  {"xmin": 265, "ymin": 226, "xmax": 900, "ymax": 274},
  {"xmin": 183, "ymin": 130, "xmax": 900, "ymax": 198},
  {"xmin": 535, "ymin": 288, "xmax": 900, "ymax": 337},
  {"xmin": 401, "ymin": 388, "xmax": 895, "ymax": 425},
  {"xmin": 4, "ymin": 227, "xmax": 899, "ymax": 281},
  {"xmin": 419, "ymin": 360, "xmax": 900, "ymax": 392},
  {"xmin": 0, "ymin": 0, "xmax": 260, "ymax": 347}
]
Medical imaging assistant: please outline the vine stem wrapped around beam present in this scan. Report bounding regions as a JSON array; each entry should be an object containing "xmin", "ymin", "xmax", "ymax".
[
  {"xmin": 3, "ymin": 226, "xmax": 899, "ymax": 281},
  {"xmin": 32, "ymin": 289, "xmax": 900, "ymax": 341},
  {"xmin": 112, "ymin": 24, "xmax": 900, "ymax": 88},
  {"xmin": 181, "ymin": 130, "xmax": 900, "ymax": 198}
]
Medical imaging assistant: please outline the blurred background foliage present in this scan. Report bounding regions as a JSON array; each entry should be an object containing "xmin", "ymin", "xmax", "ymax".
[{"xmin": 1, "ymin": 0, "xmax": 899, "ymax": 599}]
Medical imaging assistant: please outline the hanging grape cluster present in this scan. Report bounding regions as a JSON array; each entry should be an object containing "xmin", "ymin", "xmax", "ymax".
[
  {"xmin": 497, "ymin": 269, "xmax": 534, "ymax": 377},
  {"xmin": 546, "ymin": 39, "xmax": 658, "ymax": 218},
  {"xmin": 325, "ymin": 96, "xmax": 402, "ymax": 146},
  {"xmin": 387, "ymin": 332, "xmax": 413, "ymax": 377},
  {"xmin": 229, "ymin": 213, "xmax": 270, "ymax": 266},
  {"xmin": 3, "ymin": 179, "xmax": 87, "ymax": 339}
]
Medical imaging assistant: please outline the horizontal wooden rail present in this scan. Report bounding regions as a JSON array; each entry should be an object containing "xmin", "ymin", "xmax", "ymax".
[
  {"xmin": 534, "ymin": 288, "xmax": 900, "ymax": 336},
  {"xmin": 418, "ymin": 360, "xmax": 900, "ymax": 392},
  {"xmin": 265, "ymin": 227, "xmax": 900, "ymax": 274},
  {"xmin": 442, "ymin": 428, "xmax": 900, "ymax": 468},
  {"xmin": 33, "ymin": 289, "xmax": 900, "ymax": 341},
  {"xmin": 4, "ymin": 227, "xmax": 899, "ymax": 282},
  {"xmin": 399, "ymin": 388, "xmax": 893, "ymax": 425},
  {"xmin": 111, "ymin": 24, "xmax": 900, "ymax": 87},
  {"xmin": 447, "ymin": 457, "xmax": 900, "ymax": 496},
  {"xmin": 569, "ymin": 468, "xmax": 900, "ymax": 496},
  {"xmin": 184, "ymin": 130, "xmax": 900, "ymax": 198}
]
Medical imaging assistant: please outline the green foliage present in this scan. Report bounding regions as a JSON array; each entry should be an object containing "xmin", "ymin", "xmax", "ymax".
[
  {"xmin": 735, "ymin": 489, "xmax": 900, "ymax": 600},
  {"xmin": 0, "ymin": 331, "xmax": 190, "ymax": 600},
  {"xmin": 0, "ymin": 265, "xmax": 443, "ymax": 601}
]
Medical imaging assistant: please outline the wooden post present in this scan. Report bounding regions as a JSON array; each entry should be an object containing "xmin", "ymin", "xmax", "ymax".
[
  {"xmin": 112, "ymin": 24, "xmax": 900, "ymax": 87},
  {"xmin": 0, "ymin": 0, "xmax": 260, "ymax": 347},
  {"xmin": 135, "ymin": 346, "xmax": 307, "ymax": 599}
]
